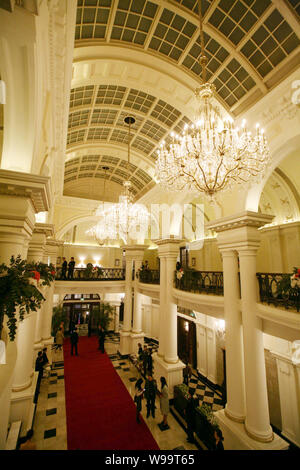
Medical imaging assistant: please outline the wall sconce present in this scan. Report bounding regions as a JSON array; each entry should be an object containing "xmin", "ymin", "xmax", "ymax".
[{"xmin": 78, "ymin": 257, "xmax": 86, "ymax": 268}]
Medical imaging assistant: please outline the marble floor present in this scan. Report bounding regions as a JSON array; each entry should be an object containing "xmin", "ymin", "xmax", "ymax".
[{"xmin": 33, "ymin": 336, "xmax": 223, "ymax": 451}]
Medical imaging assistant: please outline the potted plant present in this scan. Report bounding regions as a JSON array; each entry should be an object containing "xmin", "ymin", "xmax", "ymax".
[
  {"xmin": 0, "ymin": 255, "xmax": 56, "ymax": 341},
  {"xmin": 51, "ymin": 304, "xmax": 68, "ymax": 337},
  {"xmin": 83, "ymin": 262, "xmax": 94, "ymax": 279},
  {"xmin": 195, "ymin": 403, "xmax": 219, "ymax": 449},
  {"xmin": 92, "ymin": 302, "xmax": 114, "ymax": 331},
  {"xmin": 173, "ymin": 383, "xmax": 189, "ymax": 418}
]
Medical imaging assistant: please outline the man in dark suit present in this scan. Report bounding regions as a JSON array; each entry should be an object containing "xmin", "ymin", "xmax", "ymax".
[
  {"xmin": 61, "ymin": 257, "xmax": 68, "ymax": 280},
  {"xmin": 35, "ymin": 351, "xmax": 44, "ymax": 394},
  {"xmin": 145, "ymin": 374, "xmax": 157, "ymax": 418},
  {"xmin": 70, "ymin": 328, "xmax": 79, "ymax": 356},
  {"xmin": 68, "ymin": 257, "xmax": 76, "ymax": 279},
  {"xmin": 185, "ymin": 388, "xmax": 199, "ymax": 443},
  {"xmin": 98, "ymin": 325, "xmax": 105, "ymax": 353}
]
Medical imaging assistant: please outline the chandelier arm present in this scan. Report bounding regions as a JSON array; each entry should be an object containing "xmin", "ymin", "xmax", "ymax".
[
  {"xmin": 212, "ymin": 155, "xmax": 225, "ymax": 191},
  {"xmin": 195, "ymin": 157, "xmax": 211, "ymax": 190}
]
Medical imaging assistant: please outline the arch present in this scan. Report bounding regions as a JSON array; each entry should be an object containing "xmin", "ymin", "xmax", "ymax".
[{"xmin": 245, "ymin": 133, "xmax": 300, "ymax": 213}]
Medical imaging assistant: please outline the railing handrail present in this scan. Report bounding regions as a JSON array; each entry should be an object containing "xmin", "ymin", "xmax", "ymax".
[
  {"xmin": 137, "ymin": 269, "xmax": 160, "ymax": 285},
  {"xmin": 55, "ymin": 267, "xmax": 125, "ymax": 281},
  {"xmin": 256, "ymin": 272, "xmax": 300, "ymax": 312},
  {"xmin": 174, "ymin": 269, "xmax": 224, "ymax": 296}
]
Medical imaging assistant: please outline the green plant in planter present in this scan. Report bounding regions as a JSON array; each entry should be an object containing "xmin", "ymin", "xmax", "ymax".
[
  {"xmin": 195, "ymin": 403, "xmax": 219, "ymax": 449},
  {"xmin": 173, "ymin": 383, "xmax": 190, "ymax": 418},
  {"xmin": 83, "ymin": 263, "xmax": 94, "ymax": 279},
  {"xmin": 92, "ymin": 302, "xmax": 114, "ymax": 331},
  {"xmin": 51, "ymin": 304, "xmax": 68, "ymax": 337},
  {"xmin": 0, "ymin": 255, "xmax": 56, "ymax": 341}
]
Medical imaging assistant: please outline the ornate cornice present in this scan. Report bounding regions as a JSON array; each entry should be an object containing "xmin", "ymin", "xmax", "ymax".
[
  {"xmin": 0, "ymin": 170, "xmax": 52, "ymax": 213},
  {"xmin": 33, "ymin": 223, "xmax": 55, "ymax": 238},
  {"xmin": 207, "ymin": 211, "xmax": 274, "ymax": 233}
]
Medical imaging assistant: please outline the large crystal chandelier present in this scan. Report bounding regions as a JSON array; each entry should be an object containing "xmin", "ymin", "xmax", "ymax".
[
  {"xmin": 155, "ymin": 0, "xmax": 270, "ymax": 199},
  {"xmin": 87, "ymin": 117, "xmax": 150, "ymax": 244}
]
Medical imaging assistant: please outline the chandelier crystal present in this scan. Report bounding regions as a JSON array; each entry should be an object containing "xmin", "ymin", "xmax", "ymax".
[
  {"xmin": 86, "ymin": 117, "xmax": 150, "ymax": 244},
  {"xmin": 155, "ymin": 0, "xmax": 271, "ymax": 199}
]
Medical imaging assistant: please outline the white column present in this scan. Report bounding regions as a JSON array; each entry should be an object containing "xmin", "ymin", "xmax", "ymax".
[
  {"xmin": 123, "ymin": 255, "xmax": 133, "ymax": 333},
  {"xmin": 164, "ymin": 256, "xmax": 178, "ymax": 364},
  {"xmin": 239, "ymin": 248, "xmax": 273, "ymax": 442},
  {"xmin": 153, "ymin": 239, "xmax": 185, "ymax": 399},
  {"xmin": 26, "ymin": 229, "xmax": 47, "ymax": 373},
  {"xmin": 157, "ymin": 256, "xmax": 166, "ymax": 358},
  {"xmin": 114, "ymin": 304, "xmax": 120, "ymax": 333},
  {"xmin": 222, "ymin": 250, "xmax": 246, "ymax": 423},
  {"xmin": 130, "ymin": 251, "xmax": 145, "ymax": 354},
  {"xmin": 132, "ymin": 259, "xmax": 143, "ymax": 333}
]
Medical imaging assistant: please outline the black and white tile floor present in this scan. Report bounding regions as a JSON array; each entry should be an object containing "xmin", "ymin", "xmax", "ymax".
[{"xmin": 32, "ymin": 333, "xmax": 224, "ymax": 450}]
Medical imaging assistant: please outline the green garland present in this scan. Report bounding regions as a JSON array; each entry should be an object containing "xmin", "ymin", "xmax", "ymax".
[{"xmin": 0, "ymin": 255, "xmax": 56, "ymax": 341}]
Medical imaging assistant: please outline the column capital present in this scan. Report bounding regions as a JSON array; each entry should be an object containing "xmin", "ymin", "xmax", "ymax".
[
  {"xmin": 156, "ymin": 238, "xmax": 183, "ymax": 258},
  {"xmin": 123, "ymin": 244, "xmax": 146, "ymax": 261},
  {"xmin": 207, "ymin": 211, "xmax": 273, "ymax": 251},
  {"xmin": 33, "ymin": 223, "xmax": 55, "ymax": 238},
  {"xmin": 0, "ymin": 169, "xmax": 52, "ymax": 213}
]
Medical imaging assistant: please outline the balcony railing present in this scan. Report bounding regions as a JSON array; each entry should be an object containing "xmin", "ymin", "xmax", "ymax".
[
  {"xmin": 174, "ymin": 270, "xmax": 224, "ymax": 296},
  {"xmin": 138, "ymin": 269, "xmax": 160, "ymax": 284},
  {"xmin": 256, "ymin": 272, "xmax": 300, "ymax": 312},
  {"xmin": 55, "ymin": 267, "xmax": 125, "ymax": 281}
]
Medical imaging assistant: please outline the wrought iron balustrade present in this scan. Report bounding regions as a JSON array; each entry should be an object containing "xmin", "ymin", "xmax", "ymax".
[
  {"xmin": 138, "ymin": 269, "xmax": 160, "ymax": 284},
  {"xmin": 256, "ymin": 272, "xmax": 300, "ymax": 312},
  {"xmin": 55, "ymin": 267, "xmax": 125, "ymax": 281},
  {"xmin": 174, "ymin": 269, "xmax": 224, "ymax": 296}
]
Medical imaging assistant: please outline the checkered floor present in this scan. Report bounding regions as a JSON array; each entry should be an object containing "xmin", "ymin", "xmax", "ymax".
[
  {"xmin": 33, "ymin": 333, "xmax": 224, "ymax": 449},
  {"xmin": 108, "ymin": 332, "xmax": 224, "ymax": 413}
]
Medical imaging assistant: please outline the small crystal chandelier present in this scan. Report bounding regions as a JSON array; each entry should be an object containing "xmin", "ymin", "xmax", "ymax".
[
  {"xmin": 86, "ymin": 166, "xmax": 117, "ymax": 246},
  {"xmin": 88, "ymin": 116, "xmax": 150, "ymax": 244},
  {"xmin": 155, "ymin": 0, "xmax": 271, "ymax": 199}
]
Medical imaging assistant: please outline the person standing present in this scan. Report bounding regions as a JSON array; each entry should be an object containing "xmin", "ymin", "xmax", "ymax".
[
  {"xmin": 35, "ymin": 351, "xmax": 44, "ymax": 394},
  {"xmin": 138, "ymin": 343, "xmax": 143, "ymax": 360},
  {"xmin": 142, "ymin": 345, "xmax": 148, "ymax": 377},
  {"xmin": 55, "ymin": 327, "xmax": 64, "ymax": 351},
  {"xmin": 98, "ymin": 325, "xmax": 105, "ymax": 353},
  {"xmin": 159, "ymin": 376, "xmax": 170, "ymax": 429},
  {"xmin": 70, "ymin": 327, "xmax": 79, "ymax": 356},
  {"xmin": 185, "ymin": 388, "xmax": 199, "ymax": 443},
  {"xmin": 61, "ymin": 257, "xmax": 68, "ymax": 280},
  {"xmin": 147, "ymin": 348, "xmax": 153, "ymax": 375},
  {"xmin": 183, "ymin": 361, "xmax": 192, "ymax": 386},
  {"xmin": 145, "ymin": 374, "xmax": 157, "ymax": 418},
  {"xmin": 42, "ymin": 347, "xmax": 51, "ymax": 378},
  {"xmin": 214, "ymin": 428, "xmax": 225, "ymax": 450},
  {"xmin": 134, "ymin": 378, "xmax": 144, "ymax": 423},
  {"xmin": 68, "ymin": 257, "xmax": 76, "ymax": 279}
]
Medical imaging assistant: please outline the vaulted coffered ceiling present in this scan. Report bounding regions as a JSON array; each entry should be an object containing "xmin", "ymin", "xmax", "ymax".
[{"xmin": 64, "ymin": 0, "xmax": 300, "ymax": 202}]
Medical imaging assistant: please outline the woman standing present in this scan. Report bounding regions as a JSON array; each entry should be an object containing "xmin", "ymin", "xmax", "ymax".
[
  {"xmin": 55, "ymin": 327, "xmax": 64, "ymax": 352},
  {"xmin": 159, "ymin": 376, "xmax": 170, "ymax": 429},
  {"xmin": 134, "ymin": 378, "xmax": 144, "ymax": 423}
]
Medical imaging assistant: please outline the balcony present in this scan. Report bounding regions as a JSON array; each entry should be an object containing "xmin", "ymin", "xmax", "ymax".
[
  {"xmin": 174, "ymin": 270, "xmax": 224, "ymax": 296},
  {"xmin": 55, "ymin": 267, "xmax": 125, "ymax": 282},
  {"xmin": 138, "ymin": 269, "xmax": 160, "ymax": 284},
  {"xmin": 257, "ymin": 272, "xmax": 300, "ymax": 313}
]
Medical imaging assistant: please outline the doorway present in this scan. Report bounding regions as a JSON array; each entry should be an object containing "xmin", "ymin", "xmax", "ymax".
[{"xmin": 177, "ymin": 316, "xmax": 197, "ymax": 369}]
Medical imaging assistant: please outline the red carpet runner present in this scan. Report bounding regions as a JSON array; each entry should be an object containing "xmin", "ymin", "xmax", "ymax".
[{"xmin": 63, "ymin": 336, "xmax": 160, "ymax": 450}]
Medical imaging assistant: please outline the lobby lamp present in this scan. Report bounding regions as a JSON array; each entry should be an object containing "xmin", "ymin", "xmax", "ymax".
[{"xmin": 155, "ymin": 0, "xmax": 271, "ymax": 200}]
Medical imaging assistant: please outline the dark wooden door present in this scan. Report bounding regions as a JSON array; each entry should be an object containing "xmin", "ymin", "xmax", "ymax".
[
  {"xmin": 177, "ymin": 317, "xmax": 197, "ymax": 369},
  {"xmin": 180, "ymin": 246, "xmax": 189, "ymax": 269}
]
